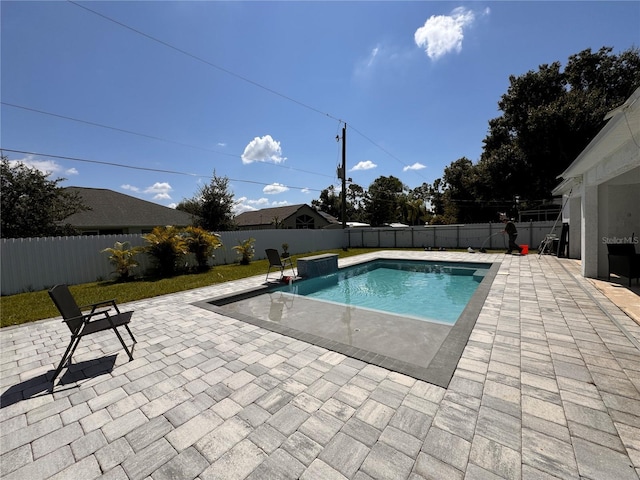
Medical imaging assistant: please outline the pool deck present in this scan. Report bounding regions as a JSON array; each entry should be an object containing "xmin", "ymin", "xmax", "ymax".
[{"xmin": 1, "ymin": 251, "xmax": 639, "ymax": 480}]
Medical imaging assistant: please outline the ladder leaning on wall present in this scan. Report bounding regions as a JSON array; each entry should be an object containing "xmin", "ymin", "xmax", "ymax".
[{"xmin": 539, "ymin": 189, "xmax": 572, "ymax": 256}]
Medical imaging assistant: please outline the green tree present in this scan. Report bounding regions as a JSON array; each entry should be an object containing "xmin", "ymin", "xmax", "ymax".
[
  {"xmin": 176, "ymin": 171, "xmax": 236, "ymax": 231},
  {"xmin": 0, "ymin": 157, "xmax": 87, "ymax": 238},
  {"xmin": 312, "ymin": 183, "xmax": 367, "ymax": 224},
  {"xmin": 345, "ymin": 183, "xmax": 367, "ymax": 223},
  {"xmin": 311, "ymin": 185, "xmax": 341, "ymax": 218},
  {"xmin": 480, "ymin": 46, "xmax": 640, "ymax": 205},
  {"xmin": 364, "ymin": 176, "xmax": 406, "ymax": 226}
]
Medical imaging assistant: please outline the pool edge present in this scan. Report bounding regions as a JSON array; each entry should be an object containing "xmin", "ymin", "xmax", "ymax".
[{"xmin": 192, "ymin": 258, "xmax": 499, "ymax": 388}]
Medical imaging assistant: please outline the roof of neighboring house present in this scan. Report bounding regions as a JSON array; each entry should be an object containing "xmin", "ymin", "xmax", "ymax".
[
  {"xmin": 63, "ymin": 187, "xmax": 194, "ymax": 228},
  {"xmin": 317, "ymin": 210, "xmax": 341, "ymax": 225},
  {"xmin": 234, "ymin": 204, "xmax": 328, "ymax": 227}
]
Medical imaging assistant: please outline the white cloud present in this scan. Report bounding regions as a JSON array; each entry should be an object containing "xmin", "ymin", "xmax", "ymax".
[
  {"xmin": 233, "ymin": 196, "xmax": 273, "ymax": 215},
  {"xmin": 233, "ymin": 195, "xmax": 291, "ymax": 215},
  {"xmin": 248, "ymin": 198, "xmax": 270, "ymax": 206},
  {"xmin": 65, "ymin": 168, "xmax": 79, "ymax": 176},
  {"xmin": 9, "ymin": 156, "xmax": 64, "ymax": 176},
  {"xmin": 233, "ymin": 202, "xmax": 256, "ymax": 215},
  {"xmin": 367, "ymin": 46, "xmax": 380, "ymax": 68},
  {"xmin": 263, "ymin": 183, "xmax": 289, "ymax": 195},
  {"xmin": 241, "ymin": 135, "xmax": 286, "ymax": 164},
  {"xmin": 354, "ymin": 43, "xmax": 410, "ymax": 79},
  {"xmin": 351, "ymin": 160, "xmax": 377, "ymax": 171},
  {"xmin": 121, "ymin": 184, "xmax": 140, "ymax": 192},
  {"xmin": 144, "ymin": 182, "xmax": 172, "ymax": 200},
  {"xmin": 217, "ymin": 142, "xmax": 227, "ymax": 147},
  {"xmin": 403, "ymin": 162, "xmax": 426, "ymax": 172},
  {"xmin": 414, "ymin": 6, "xmax": 482, "ymax": 60},
  {"xmin": 301, "ymin": 188, "xmax": 310, "ymax": 194},
  {"xmin": 167, "ymin": 203, "xmax": 178, "ymax": 209}
]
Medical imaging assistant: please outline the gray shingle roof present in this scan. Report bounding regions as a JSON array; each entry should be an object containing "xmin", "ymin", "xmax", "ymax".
[
  {"xmin": 234, "ymin": 204, "xmax": 309, "ymax": 226},
  {"xmin": 63, "ymin": 187, "xmax": 194, "ymax": 228}
]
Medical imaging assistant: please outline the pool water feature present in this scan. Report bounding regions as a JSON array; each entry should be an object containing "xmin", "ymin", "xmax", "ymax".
[
  {"xmin": 197, "ymin": 258, "xmax": 498, "ymax": 387},
  {"xmin": 276, "ymin": 260, "xmax": 488, "ymax": 324}
]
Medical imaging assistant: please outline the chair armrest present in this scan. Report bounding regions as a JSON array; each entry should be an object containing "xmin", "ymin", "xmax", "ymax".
[
  {"xmin": 61, "ymin": 309, "xmax": 110, "ymax": 334},
  {"xmin": 79, "ymin": 299, "xmax": 119, "ymax": 314}
]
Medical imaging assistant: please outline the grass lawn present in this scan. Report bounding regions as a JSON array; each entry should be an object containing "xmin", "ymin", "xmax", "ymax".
[{"xmin": 0, "ymin": 248, "xmax": 390, "ymax": 328}]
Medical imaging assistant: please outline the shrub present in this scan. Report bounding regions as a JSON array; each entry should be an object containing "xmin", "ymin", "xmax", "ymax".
[
  {"xmin": 142, "ymin": 226, "xmax": 188, "ymax": 276},
  {"xmin": 233, "ymin": 238, "xmax": 255, "ymax": 265},
  {"xmin": 183, "ymin": 226, "xmax": 223, "ymax": 272},
  {"xmin": 101, "ymin": 241, "xmax": 143, "ymax": 281}
]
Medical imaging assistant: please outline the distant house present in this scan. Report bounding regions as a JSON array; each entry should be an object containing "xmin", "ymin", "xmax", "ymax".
[
  {"xmin": 62, "ymin": 187, "xmax": 195, "ymax": 235},
  {"xmin": 234, "ymin": 204, "xmax": 333, "ymax": 230}
]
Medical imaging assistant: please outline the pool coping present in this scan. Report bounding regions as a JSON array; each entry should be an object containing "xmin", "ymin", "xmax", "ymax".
[{"xmin": 193, "ymin": 257, "xmax": 500, "ymax": 388}]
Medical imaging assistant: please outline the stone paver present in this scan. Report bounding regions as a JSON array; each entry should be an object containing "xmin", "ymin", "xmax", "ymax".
[{"xmin": 1, "ymin": 252, "xmax": 639, "ymax": 479}]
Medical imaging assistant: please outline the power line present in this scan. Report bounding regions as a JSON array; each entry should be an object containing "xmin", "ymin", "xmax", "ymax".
[
  {"xmin": 66, "ymin": 1, "xmax": 421, "ymax": 176},
  {"xmin": 1, "ymin": 102, "xmax": 335, "ymax": 180},
  {"xmin": 68, "ymin": 0, "xmax": 342, "ymax": 124},
  {"xmin": 348, "ymin": 124, "xmax": 429, "ymax": 182},
  {"xmin": 0, "ymin": 148, "xmax": 323, "ymax": 193},
  {"xmin": 2, "ymin": 102, "xmax": 234, "ymax": 156}
]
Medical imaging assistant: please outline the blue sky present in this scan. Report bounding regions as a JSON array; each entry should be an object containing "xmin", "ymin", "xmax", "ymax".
[{"xmin": 2, "ymin": 1, "xmax": 639, "ymax": 215}]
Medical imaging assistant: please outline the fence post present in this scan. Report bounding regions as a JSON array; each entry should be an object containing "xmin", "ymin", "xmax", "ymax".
[
  {"xmin": 529, "ymin": 220, "xmax": 534, "ymax": 249},
  {"xmin": 491, "ymin": 223, "xmax": 495, "ymax": 248}
]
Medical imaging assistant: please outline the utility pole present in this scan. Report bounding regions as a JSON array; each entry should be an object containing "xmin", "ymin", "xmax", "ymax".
[{"xmin": 341, "ymin": 124, "xmax": 347, "ymax": 229}]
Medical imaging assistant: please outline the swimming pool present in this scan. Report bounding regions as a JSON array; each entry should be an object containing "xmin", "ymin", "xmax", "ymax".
[
  {"xmin": 197, "ymin": 257, "xmax": 498, "ymax": 387},
  {"xmin": 272, "ymin": 260, "xmax": 489, "ymax": 325}
]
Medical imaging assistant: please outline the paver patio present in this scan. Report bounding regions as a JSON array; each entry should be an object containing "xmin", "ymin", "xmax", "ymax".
[{"xmin": 1, "ymin": 251, "xmax": 639, "ymax": 480}]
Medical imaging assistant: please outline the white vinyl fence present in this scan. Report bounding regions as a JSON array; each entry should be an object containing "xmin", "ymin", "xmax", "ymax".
[
  {"xmin": 345, "ymin": 221, "xmax": 555, "ymax": 250},
  {"xmin": 1, "ymin": 221, "xmax": 557, "ymax": 295},
  {"xmin": 0, "ymin": 229, "xmax": 345, "ymax": 296}
]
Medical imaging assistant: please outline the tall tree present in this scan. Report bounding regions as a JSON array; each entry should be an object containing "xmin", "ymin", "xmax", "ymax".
[
  {"xmin": 311, "ymin": 185, "xmax": 341, "ymax": 218},
  {"xmin": 0, "ymin": 157, "xmax": 87, "ymax": 238},
  {"xmin": 176, "ymin": 171, "xmax": 236, "ymax": 231},
  {"xmin": 479, "ymin": 46, "xmax": 640, "ymax": 205},
  {"xmin": 364, "ymin": 176, "xmax": 406, "ymax": 226}
]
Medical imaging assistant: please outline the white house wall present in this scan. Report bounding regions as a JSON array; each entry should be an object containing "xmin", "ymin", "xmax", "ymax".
[
  {"xmin": 597, "ymin": 167, "xmax": 640, "ymax": 278},
  {"xmin": 582, "ymin": 184, "xmax": 599, "ymax": 278},
  {"xmin": 568, "ymin": 195, "xmax": 581, "ymax": 259}
]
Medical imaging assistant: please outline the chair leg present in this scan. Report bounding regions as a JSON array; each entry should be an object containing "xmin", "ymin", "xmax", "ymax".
[
  {"xmin": 51, "ymin": 334, "xmax": 81, "ymax": 383},
  {"xmin": 124, "ymin": 325, "xmax": 137, "ymax": 344},
  {"xmin": 112, "ymin": 327, "xmax": 134, "ymax": 361}
]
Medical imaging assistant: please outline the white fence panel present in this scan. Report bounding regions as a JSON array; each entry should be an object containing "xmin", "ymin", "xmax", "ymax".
[
  {"xmin": 345, "ymin": 222, "xmax": 555, "ymax": 251},
  {"xmin": 1, "ymin": 229, "xmax": 346, "ymax": 295}
]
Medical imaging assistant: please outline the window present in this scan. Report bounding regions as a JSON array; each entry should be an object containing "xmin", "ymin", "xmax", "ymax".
[{"xmin": 295, "ymin": 214, "xmax": 315, "ymax": 229}]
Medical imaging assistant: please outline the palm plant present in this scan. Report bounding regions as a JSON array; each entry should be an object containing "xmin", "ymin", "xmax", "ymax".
[
  {"xmin": 101, "ymin": 241, "xmax": 142, "ymax": 281},
  {"xmin": 142, "ymin": 226, "xmax": 188, "ymax": 276},
  {"xmin": 184, "ymin": 226, "xmax": 223, "ymax": 272},
  {"xmin": 233, "ymin": 238, "xmax": 255, "ymax": 265}
]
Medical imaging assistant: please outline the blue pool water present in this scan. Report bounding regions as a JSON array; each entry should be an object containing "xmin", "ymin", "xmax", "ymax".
[{"xmin": 274, "ymin": 260, "xmax": 489, "ymax": 325}]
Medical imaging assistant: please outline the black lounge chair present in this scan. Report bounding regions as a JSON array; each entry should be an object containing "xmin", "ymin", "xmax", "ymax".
[
  {"xmin": 265, "ymin": 248, "xmax": 296, "ymax": 281},
  {"xmin": 606, "ymin": 243, "xmax": 640, "ymax": 287},
  {"xmin": 48, "ymin": 284, "xmax": 136, "ymax": 385}
]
